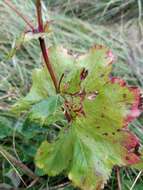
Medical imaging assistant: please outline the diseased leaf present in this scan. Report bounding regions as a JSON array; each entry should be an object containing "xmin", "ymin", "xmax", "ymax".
[
  {"xmin": 12, "ymin": 45, "xmax": 142, "ymax": 190},
  {"xmin": 35, "ymin": 46, "xmax": 141, "ymax": 190},
  {"xmin": 36, "ymin": 128, "xmax": 74, "ymax": 176},
  {"xmin": 131, "ymin": 148, "xmax": 143, "ymax": 170},
  {"xmin": 36, "ymin": 124, "xmax": 140, "ymax": 189},
  {"xmin": 78, "ymin": 45, "xmax": 113, "ymax": 92},
  {"xmin": 61, "ymin": 68, "xmax": 82, "ymax": 94},
  {"xmin": 68, "ymin": 126, "xmax": 112, "ymax": 190}
]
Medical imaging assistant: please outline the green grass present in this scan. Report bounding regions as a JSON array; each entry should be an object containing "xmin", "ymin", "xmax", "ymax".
[{"xmin": 0, "ymin": 0, "xmax": 143, "ymax": 189}]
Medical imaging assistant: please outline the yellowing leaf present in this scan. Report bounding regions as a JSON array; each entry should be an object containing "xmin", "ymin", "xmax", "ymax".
[
  {"xmin": 35, "ymin": 128, "xmax": 74, "ymax": 176},
  {"xmin": 12, "ymin": 45, "xmax": 142, "ymax": 190}
]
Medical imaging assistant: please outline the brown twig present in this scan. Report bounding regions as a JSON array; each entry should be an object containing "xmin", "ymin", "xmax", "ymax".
[
  {"xmin": 45, "ymin": 182, "xmax": 70, "ymax": 190},
  {"xmin": 27, "ymin": 177, "xmax": 40, "ymax": 189},
  {"xmin": 4, "ymin": 0, "xmax": 35, "ymax": 31},
  {"xmin": 116, "ymin": 167, "xmax": 122, "ymax": 190},
  {"xmin": 0, "ymin": 145, "xmax": 38, "ymax": 181},
  {"xmin": 36, "ymin": 0, "xmax": 58, "ymax": 93},
  {"xmin": 0, "ymin": 93, "xmax": 15, "ymax": 100}
]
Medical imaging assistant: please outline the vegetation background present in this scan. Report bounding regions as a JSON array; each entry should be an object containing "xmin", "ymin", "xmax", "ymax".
[{"xmin": 0, "ymin": 0, "xmax": 143, "ymax": 189}]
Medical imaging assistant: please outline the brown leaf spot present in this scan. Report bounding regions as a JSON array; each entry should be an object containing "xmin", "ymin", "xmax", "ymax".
[
  {"xmin": 133, "ymin": 144, "xmax": 141, "ymax": 156},
  {"xmin": 102, "ymin": 133, "xmax": 108, "ymax": 136},
  {"xmin": 123, "ymin": 93, "xmax": 127, "ymax": 98},
  {"xmin": 125, "ymin": 156, "xmax": 129, "ymax": 161},
  {"xmin": 100, "ymin": 73, "xmax": 105, "ymax": 78},
  {"xmin": 101, "ymin": 113, "xmax": 105, "ymax": 118}
]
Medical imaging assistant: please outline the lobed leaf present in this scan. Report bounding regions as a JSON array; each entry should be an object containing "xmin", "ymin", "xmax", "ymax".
[
  {"xmin": 36, "ymin": 128, "xmax": 74, "ymax": 176},
  {"xmin": 12, "ymin": 45, "xmax": 142, "ymax": 189},
  {"xmin": 11, "ymin": 67, "xmax": 55, "ymax": 115}
]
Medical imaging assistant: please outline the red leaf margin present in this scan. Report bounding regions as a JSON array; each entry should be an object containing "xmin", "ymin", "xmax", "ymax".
[
  {"xmin": 110, "ymin": 77, "xmax": 142, "ymax": 165},
  {"xmin": 110, "ymin": 77, "xmax": 141, "ymax": 125}
]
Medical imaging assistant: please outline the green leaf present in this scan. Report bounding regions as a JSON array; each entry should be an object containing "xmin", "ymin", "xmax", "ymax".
[
  {"xmin": 0, "ymin": 116, "xmax": 13, "ymax": 139},
  {"xmin": 35, "ymin": 45, "xmax": 141, "ymax": 190},
  {"xmin": 48, "ymin": 46, "xmax": 75, "ymax": 79},
  {"xmin": 35, "ymin": 167, "xmax": 47, "ymax": 177},
  {"xmin": 35, "ymin": 128, "xmax": 74, "ymax": 176},
  {"xmin": 78, "ymin": 45, "xmax": 113, "ymax": 92},
  {"xmin": 28, "ymin": 95, "xmax": 65, "ymax": 125},
  {"xmin": 36, "ymin": 123, "xmax": 135, "ymax": 189},
  {"xmin": 11, "ymin": 67, "xmax": 55, "ymax": 115},
  {"xmin": 12, "ymin": 45, "xmax": 141, "ymax": 190},
  {"xmin": 21, "ymin": 119, "xmax": 48, "ymax": 140},
  {"xmin": 11, "ymin": 46, "xmax": 76, "ymax": 116},
  {"xmin": 68, "ymin": 127, "xmax": 112, "ymax": 190}
]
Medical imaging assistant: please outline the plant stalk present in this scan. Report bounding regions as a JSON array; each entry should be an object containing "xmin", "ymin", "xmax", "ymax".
[
  {"xmin": 0, "ymin": 145, "xmax": 38, "ymax": 180},
  {"xmin": 116, "ymin": 167, "xmax": 122, "ymax": 190},
  {"xmin": 4, "ymin": 0, "xmax": 59, "ymax": 93},
  {"xmin": 36, "ymin": 0, "xmax": 58, "ymax": 93}
]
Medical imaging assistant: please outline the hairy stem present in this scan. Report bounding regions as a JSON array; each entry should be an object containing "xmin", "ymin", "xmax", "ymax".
[
  {"xmin": 36, "ymin": 0, "xmax": 58, "ymax": 92},
  {"xmin": 4, "ymin": 0, "xmax": 35, "ymax": 31}
]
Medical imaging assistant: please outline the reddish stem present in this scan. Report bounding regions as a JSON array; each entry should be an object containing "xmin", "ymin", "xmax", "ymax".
[
  {"xmin": 36, "ymin": 0, "xmax": 58, "ymax": 92},
  {"xmin": 36, "ymin": 0, "xmax": 43, "ymax": 32},
  {"xmin": 4, "ymin": 0, "xmax": 58, "ymax": 93}
]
